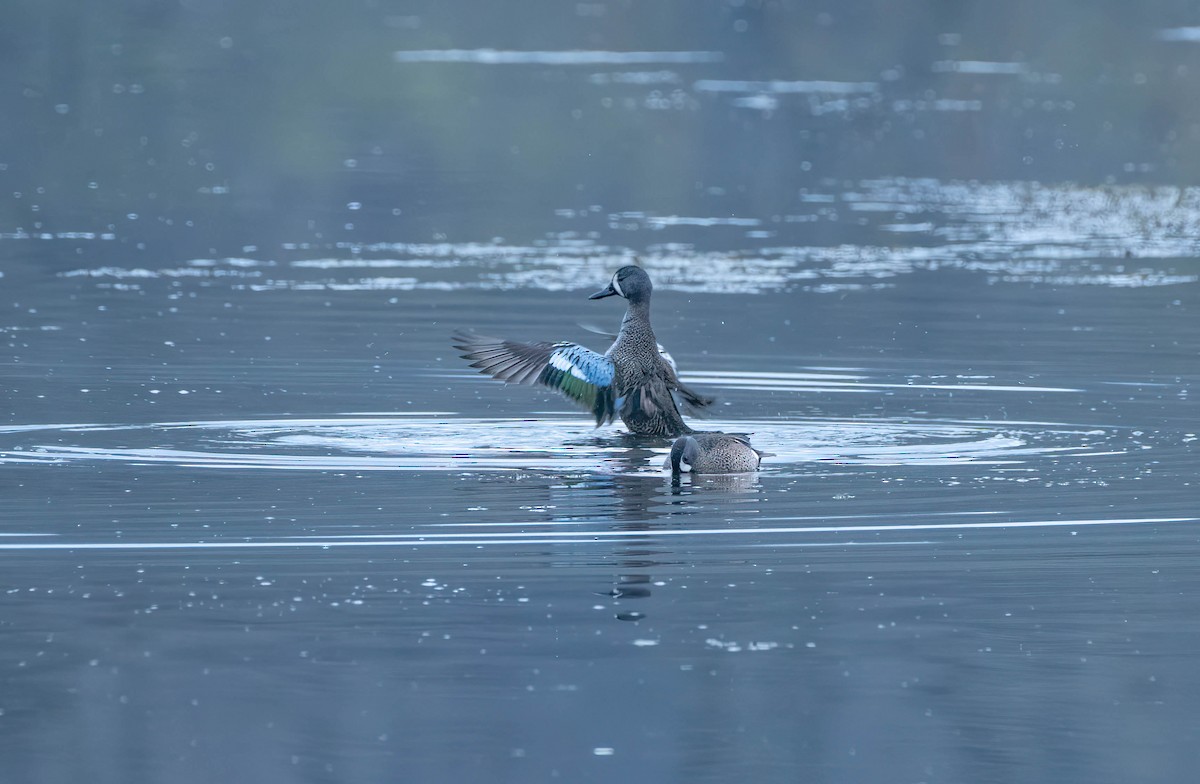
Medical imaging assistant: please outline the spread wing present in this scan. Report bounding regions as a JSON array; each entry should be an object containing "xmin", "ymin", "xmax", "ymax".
[{"xmin": 453, "ymin": 332, "xmax": 617, "ymax": 426}]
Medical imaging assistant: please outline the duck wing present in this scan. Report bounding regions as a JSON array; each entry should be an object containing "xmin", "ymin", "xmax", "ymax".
[
  {"xmin": 693, "ymin": 431, "xmax": 771, "ymax": 461},
  {"xmin": 673, "ymin": 379, "xmax": 715, "ymax": 413},
  {"xmin": 453, "ymin": 332, "xmax": 617, "ymax": 426},
  {"xmin": 654, "ymin": 354, "xmax": 714, "ymax": 414}
]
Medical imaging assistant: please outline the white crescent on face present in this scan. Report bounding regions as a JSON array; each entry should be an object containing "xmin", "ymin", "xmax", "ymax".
[
  {"xmin": 678, "ymin": 459, "xmax": 692, "ymax": 473},
  {"xmin": 611, "ymin": 272, "xmax": 625, "ymax": 298}
]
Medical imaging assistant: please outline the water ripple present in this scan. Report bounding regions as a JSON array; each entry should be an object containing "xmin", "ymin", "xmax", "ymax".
[
  {"xmin": 0, "ymin": 516, "xmax": 1191, "ymax": 552},
  {"xmin": 392, "ymin": 49, "xmax": 724, "ymax": 65},
  {"xmin": 0, "ymin": 414, "xmax": 1124, "ymax": 473}
]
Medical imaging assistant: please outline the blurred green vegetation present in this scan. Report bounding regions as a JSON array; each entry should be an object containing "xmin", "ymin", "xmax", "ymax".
[{"xmin": 4, "ymin": 0, "xmax": 1200, "ymax": 258}]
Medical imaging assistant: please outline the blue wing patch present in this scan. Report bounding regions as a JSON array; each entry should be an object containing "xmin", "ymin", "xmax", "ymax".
[{"xmin": 538, "ymin": 343, "xmax": 616, "ymax": 426}]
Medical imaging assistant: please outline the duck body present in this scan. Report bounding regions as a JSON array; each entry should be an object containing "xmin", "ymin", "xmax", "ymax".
[
  {"xmin": 666, "ymin": 432, "xmax": 763, "ymax": 474},
  {"xmin": 454, "ymin": 265, "xmax": 711, "ymax": 438},
  {"xmin": 603, "ymin": 287, "xmax": 693, "ymax": 436}
]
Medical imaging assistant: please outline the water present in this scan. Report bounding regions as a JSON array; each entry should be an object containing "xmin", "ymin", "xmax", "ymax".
[{"xmin": 3, "ymin": 3, "xmax": 1200, "ymax": 782}]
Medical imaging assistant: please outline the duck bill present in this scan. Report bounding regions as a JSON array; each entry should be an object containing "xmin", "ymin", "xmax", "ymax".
[{"xmin": 588, "ymin": 283, "xmax": 618, "ymax": 300}]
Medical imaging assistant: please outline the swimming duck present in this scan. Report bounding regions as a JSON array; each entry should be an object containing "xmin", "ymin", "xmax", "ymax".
[
  {"xmin": 453, "ymin": 265, "xmax": 711, "ymax": 437},
  {"xmin": 666, "ymin": 433, "xmax": 764, "ymax": 474}
]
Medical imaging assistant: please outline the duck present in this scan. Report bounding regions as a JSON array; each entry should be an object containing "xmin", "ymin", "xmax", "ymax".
[
  {"xmin": 665, "ymin": 432, "xmax": 764, "ymax": 474},
  {"xmin": 453, "ymin": 265, "xmax": 711, "ymax": 437}
]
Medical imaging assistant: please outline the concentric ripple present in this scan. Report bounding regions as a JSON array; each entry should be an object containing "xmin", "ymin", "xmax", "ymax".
[{"xmin": 0, "ymin": 414, "xmax": 1122, "ymax": 473}]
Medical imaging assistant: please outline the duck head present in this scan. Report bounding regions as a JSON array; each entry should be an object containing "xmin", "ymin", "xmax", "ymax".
[
  {"xmin": 668, "ymin": 435, "xmax": 700, "ymax": 473},
  {"xmin": 589, "ymin": 265, "xmax": 652, "ymax": 304}
]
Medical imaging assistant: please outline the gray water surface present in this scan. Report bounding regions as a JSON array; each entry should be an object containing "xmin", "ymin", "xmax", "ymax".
[{"xmin": 3, "ymin": 3, "xmax": 1200, "ymax": 783}]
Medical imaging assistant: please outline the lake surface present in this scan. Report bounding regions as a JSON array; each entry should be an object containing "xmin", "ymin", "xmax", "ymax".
[{"xmin": 2, "ymin": 3, "xmax": 1199, "ymax": 782}]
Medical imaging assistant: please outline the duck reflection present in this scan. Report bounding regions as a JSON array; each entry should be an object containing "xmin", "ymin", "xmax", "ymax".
[
  {"xmin": 670, "ymin": 471, "xmax": 760, "ymax": 494},
  {"xmin": 572, "ymin": 466, "xmax": 671, "ymax": 622},
  {"xmin": 553, "ymin": 434, "xmax": 763, "ymax": 621}
]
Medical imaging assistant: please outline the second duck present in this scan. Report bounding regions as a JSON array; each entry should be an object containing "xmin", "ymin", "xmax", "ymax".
[{"xmin": 666, "ymin": 433, "xmax": 764, "ymax": 474}]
